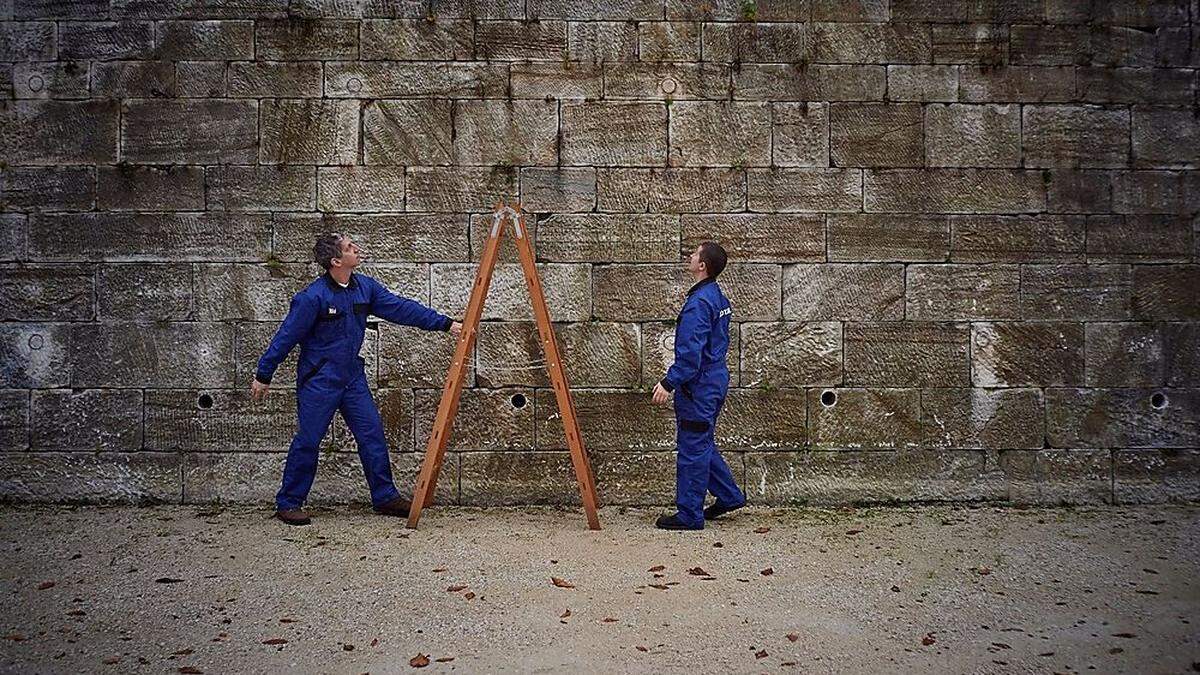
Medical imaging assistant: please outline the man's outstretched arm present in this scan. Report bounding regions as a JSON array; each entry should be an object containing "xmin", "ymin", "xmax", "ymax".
[{"xmin": 368, "ymin": 277, "xmax": 456, "ymax": 332}]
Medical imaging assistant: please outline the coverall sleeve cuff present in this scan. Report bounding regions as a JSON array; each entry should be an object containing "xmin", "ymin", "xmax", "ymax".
[
  {"xmin": 439, "ymin": 316, "xmax": 453, "ymax": 331},
  {"xmin": 255, "ymin": 371, "xmax": 273, "ymax": 385},
  {"xmin": 659, "ymin": 378, "xmax": 674, "ymax": 393}
]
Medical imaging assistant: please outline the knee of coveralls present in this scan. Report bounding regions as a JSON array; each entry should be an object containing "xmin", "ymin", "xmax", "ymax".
[
  {"xmin": 339, "ymin": 372, "xmax": 401, "ymax": 508},
  {"xmin": 276, "ymin": 365, "xmax": 344, "ymax": 510}
]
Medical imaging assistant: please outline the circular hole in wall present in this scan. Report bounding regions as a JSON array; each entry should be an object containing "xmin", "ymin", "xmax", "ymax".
[
  {"xmin": 1150, "ymin": 392, "xmax": 1168, "ymax": 410},
  {"xmin": 510, "ymin": 393, "xmax": 527, "ymax": 409},
  {"xmin": 820, "ymin": 390, "xmax": 837, "ymax": 408},
  {"xmin": 197, "ymin": 393, "xmax": 214, "ymax": 410}
]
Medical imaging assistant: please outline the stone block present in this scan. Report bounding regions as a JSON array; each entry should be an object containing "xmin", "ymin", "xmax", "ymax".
[
  {"xmin": 604, "ymin": 63, "xmax": 730, "ymax": 100},
  {"xmin": 457, "ymin": 451, "xmax": 576, "ymax": 506},
  {"xmin": 0, "ymin": 323, "xmax": 68, "ymax": 388},
  {"xmin": 0, "ymin": 22, "xmax": 56, "ymax": 61},
  {"xmin": 509, "ymin": 62, "xmax": 604, "ymax": 99},
  {"xmin": 702, "ymin": 22, "xmax": 811, "ymax": 63},
  {"xmin": 891, "ymin": 0, "xmax": 1042, "ymax": 22},
  {"xmin": 598, "ymin": 168, "xmax": 745, "ymax": 213},
  {"xmin": 1048, "ymin": 388, "xmax": 1199, "ymax": 449},
  {"xmin": 844, "ymin": 322, "xmax": 971, "ymax": 387},
  {"xmin": 12, "ymin": 61, "xmax": 89, "ymax": 99},
  {"xmin": 31, "ymin": 389, "xmax": 142, "ymax": 451},
  {"xmin": 886, "ymin": 65, "xmax": 958, "ymax": 102},
  {"xmin": 0, "ymin": 452, "xmax": 182, "ymax": 504},
  {"xmin": 783, "ymin": 264, "xmax": 904, "ymax": 321},
  {"xmin": 474, "ymin": 321, "xmax": 640, "ymax": 388},
  {"xmin": 533, "ymin": 214, "xmax": 677, "ymax": 263},
  {"xmin": 1113, "ymin": 449, "xmax": 1200, "ymax": 504},
  {"xmin": 1019, "ymin": 264, "xmax": 1132, "ymax": 321},
  {"xmin": 669, "ymin": 102, "xmax": 771, "ymax": 167},
  {"xmin": 377, "ymin": 323, "xmax": 466, "ymax": 388},
  {"xmin": 536, "ymin": 389, "xmax": 674, "ymax": 451},
  {"xmin": 1093, "ymin": 0, "xmax": 1189, "ymax": 26},
  {"xmin": 920, "ymin": 388, "xmax": 1044, "ymax": 449},
  {"xmin": 906, "ymin": 264, "xmax": 1020, "ymax": 320},
  {"xmin": 193, "ymin": 263, "xmax": 308, "ymax": 321},
  {"xmin": 741, "ymin": 322, "xmax": 842, "ymax": 388},
  {"xmin": 519, "ymin": 168, "xmax": 596, "ymax": 213},
  {"xmin": 360, "ymin": 18, "xmax": 473, "ymax": 60},
  {"xmin": 406, "ymin": 167, "xmax": 517, "ymax": 212},
  {"xmin": 122, "ymin": 99, "xmax": 257, "ymax": 164},
  {"xmin": 682, "ymin": 214, "xmax": 824, "ymax": 263},
  {"xmin": 453, "ymin": 100, "xmax": 558, "ymax": 166},
  {"xmin": 425, "ymin": 0, "xmax": 523, "ymax": 19},
  {"xmin": 94, "ymin": 165, "xmax": 203, "ymax": 211},
  {"xmin": 950, "ymin": 215, "xmax": 1085, "ymax": 263},
  {"xmin": 92, "ymin": 60, "xmax": 177, "ymax": 97},
  {"xmin": 830, "ymin": 103, "xmax": 922, "ymax": 167},
  {"xmin": 260, "ymin": 99, "xmax": 358, "ymax": 165},
  {"xmin": 1009, "ymin": 24, "xmax": 1090, "ymax": 66},
  {"xmin": 1086, "ymin": 322, "xmax": 1200, "ymax": 387},
  {"xmin": 811, "ymin": 0, "xmax": 888, "ymax": 21},
  {"xmin": 0, "ymin": 100, "xmax": 118, "ymax": 165},
  {"xmin": 827, "ymin": 214, "xmax": 949, "ymax": 262},
  {"xmin": 718, "ymin": 389, "xmax": 808, "ymax": 451},
  {"xmin": 254, "ymin": 17, "xmax": 358, "ymax": 59},
  {"xmin": 959, "ymin": 66, "xmax": 1075, "ymax": 102},
  {"xmin": 275, "ymin": 213, "xmax": 469, "ymax": 263},
  {"xmin": 998, "ymin": 450, "xmax": 1112, "ymax": 505},
  {"xmin": 1132, "ymin": 107, "xmax": 1200, "ymax": 169},
  {"xmin": 208, "ymin": 165, "xmax": 314, "ymax": 211},
  {"xmin": 316, "ymin": 167, "xmax": 405, "ymax": 212},
  {"xmin": 666, "ymin": 0, "xmax": 809, "ymax": 20},
  {"xmin": 864, "ymin": 169, "xmax": 1046, "ymax": 214},
  {"xmin": 1112, "ymin": 172, "xmax": 1194, "ymax": 215},
  {"xmin": 733, "ymin": 64, "xmax": 886, "ymax": 101},
  {"xmin": 431, "ymin": 263, "xmax": 590, "ymax": 321},
  {"xmin": 639, "ymin": 21, "xmax": 700, "ymax": 61},
  {"xmin": 807, "ymin": 388, "xmax": 923, "ymax": 450},
  {"xmin": 568, "ymin": 21, "xmax": 637, "ymax": 62},
  {"xmin": 812, "ymin": 22, "xmax": 933, "ymax": 64},
  {"xmin": 1045, "ymin": 170, "xmax": 1113, "ymax": 214},
  {"xmin": 0, "ymin": 265, "xmax": 93, "ymax": 321},
  {"xmin": 416, "ymin": 387, "xmax": 535, "ymax": 452},
  {"xmin": 593, "ymin": 263, "xmax": 780, "ymax": 322},
  {"xmin": 1022, "ymin": 105, "xmax": 1131, "ymax": 168},
  {"xmin": 176, "ymin": 61, "xmax": 227, "ymax": 97},
  {"xmin": 14, "ymin": 0, "xmax": 108, "ymax": 19},
  {"xmin": 1076, "ymin": 66, "xmax": 1194, "ymax": 105},
  {"xmin": 227, "ymin": 60, "xmax": 322, "ymax": 97},
  {"xmin": 154, "ymin": 19, "xmax": 253, "ymax": 59},
  {"xmin": 1087, "ymin": 215, "xmax": 1192, "ymax": 262},
  {"xmin": 561, "ymin": 102, "xmax": 667, "ymax": 167},
  {"xmin": 0, "ymin": 391, "xmax": 28, "ymax": 452},
  {"xmin": 29, "ymin": 212, "xmax": 271, "ymax": 262},
  {"xmin": 642, "ymin": 320, "xmax": 739, "ymax": 387},
  {"xmin": 2, "ymin": 167, "xmax": 94, "ymax": 211},
  {"xmin": 931, "ymin": 23, "xmax": 1007, "ymax": 65},
  {"xmin": 771, "ymin": 102, "xmax": 830, "ymax": 167},
  {"xmin": 748, "ymin": 169, "xmax": 862, "ymax": 213},
  {"xmin": 1131, "ymin": 265, "xmax": 1200, "ymax": 320},
  {"xmin": 925, "ymin": 104, "xmax": 1020, "ymax": 167},
  {"xmin": 70, "ymin": 322, "xmax": 234, "ymax": 388},
  {"xmin": 972, "ymin": 322, "xmax": 1085, "ymax": 386},
  {"xmin": 325, "ymin": 61, "xmax": 508, "ymax": 98},
  {"xmin": 475, "ymin": 19, "xmax": 566, "ymax": 60},
  {"xmin": 58, "ymin": 21, "xmax": 153, "ymax": 60},
  {"xmin": 97, "ymin": 263, "xmax": 193, "ymax": 321},
  {"xmin": 363, "ymin": 100, "xmax": 452, "ymax": 166},
  {"xmin": 0, "ymin": 215, "xmax": 25, "ymax": 262}
]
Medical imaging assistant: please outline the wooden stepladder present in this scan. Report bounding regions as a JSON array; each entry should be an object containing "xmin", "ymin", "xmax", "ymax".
[{"xmin": 406, "ymin": 202, "xmax": 601, "ymax": 530}]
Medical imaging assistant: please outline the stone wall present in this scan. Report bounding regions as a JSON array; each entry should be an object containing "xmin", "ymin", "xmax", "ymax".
[{"xmin": 1, "ymin": 0, "xmax": 1197, "ymax": 508}]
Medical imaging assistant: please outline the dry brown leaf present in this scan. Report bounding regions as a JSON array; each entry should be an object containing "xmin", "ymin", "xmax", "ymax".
[
  {"xmin": 172, "ymin": 649, "xmax": 193, "ymax": 656},
  {"xmin": 371, "ymin": 638, "xmax": 379, "ymax": 647},
  {"xmin": 636, "ymin": 645, "xmax": 648, "ymax": 652},
  {"xmin": 463, "ymin": 592, "xmax": 476, "ymax": 600},
  {"xmin": 648, "ymin": 565, "xmax": 665, "ymax": 572},
  {"xmin": 262, "ymin": 638, "xmax": 288, "ymax": 645},
  {"xmin": 786, "ymin": 633, "xmax": 799, "ymax": 642},
  {"xmin": 447, "ymin": 584, "xmax": 467, "ymax": 592},
  {"xmin": 755, "ymin": 649, "xmax": 768, "ymax": 659},
  {"xmin": 754, "ymin": 527, "xmax": 770, "ymax": 534},
  {"xmin": 760, "ymin": 568, "xmax": 774, "ymax": 576},
  {"xmin": 846, "ymin": 529, "xmax": 863, "ymax": 535},
  {"xmin": 279, "ymin": 618, "xmax": 297, "ymax": 624},
  {"xmin": 37, "ymin": 581, "xmax": 55, "ymax": 591},
  {"xmin": 431, "ymin": 568, "xmax": 447, "ymax": 573},
  {"xmin": 343, "ymin": 644, "xmax": 354, "ymax": 651},
  {"xmin": 922, "ymin": 633, "xmax": 936, "ymax": 646},
  {"xmin": 435, "ymin": 657, "xmax": 455, "ymax": 663},
  {"xmin": 977, "ymin": 566, "xmax": 992, "ymax": 576},
  {"xmin": 687, "ymin": 567, "xmax": 708, "ymax": 576},
  {"xmin": 178, "ymin": 668, "xmax": 203, "ymax": 675},
  {"xmin": 602, "ymin": 617, "xmax": 617, "ymax": 623},
  {"xmin": 410, "ymin": 653, "xmax": 430, "ymax": 668},
  {"xmin": 551, "ymin": 577, "xmax": 575, "ymax": 589},
  {"xmin": 560, "ymin": 609, "xmax": 572, "ymax": 619}
]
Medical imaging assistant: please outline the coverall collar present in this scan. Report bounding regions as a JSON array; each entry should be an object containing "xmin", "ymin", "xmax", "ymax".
[
  {"xmin": 686, "ymin": 276, "xmax": 716, "ymax": 297},
  {"xmin": 322, "ymin": 271, "xmax": 358, "ymax": 291}
]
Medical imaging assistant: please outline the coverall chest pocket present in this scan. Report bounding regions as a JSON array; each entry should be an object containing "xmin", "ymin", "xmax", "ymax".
[{"xmin": 311, "ymin": 308, "xmax": 345, "ymax": 344}]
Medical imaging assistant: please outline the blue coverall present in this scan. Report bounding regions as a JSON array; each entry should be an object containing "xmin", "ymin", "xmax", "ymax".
[
  {"xmin": 660, "ymin": 277, "xmax": 746, "ymax": 529},
  {"xmin": 256, "ymin": 272, "xmax": 452, "ymax": 512}
]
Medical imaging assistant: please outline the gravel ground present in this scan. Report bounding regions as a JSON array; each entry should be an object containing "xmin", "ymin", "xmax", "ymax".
[{"xmin": 0, "ymin": 504, "xmax": 1196, "ymax": 674}]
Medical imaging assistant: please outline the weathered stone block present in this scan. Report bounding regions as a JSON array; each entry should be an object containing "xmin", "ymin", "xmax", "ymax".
[
  {"xmin": 14, "ymin": 0, "xmax": 108, "ymax": 18},
  {"xmin": 972, "ymin": 322, "xmax": 1085, "ymax": 386},
  {"xmin": 317, "ymin": 166, "xmax": 405, "ymax": 212},
  {"xmin": 122, "ymin": 99, "xmax": 257, "ymax": 164},
  {"xmin": 1131, "ymin": 265, "xmax": 1200, "ymax": 320},
  {"xmin": 718, "ymin": 389, "xmax": 807, "ymax": 451},
  {"xmin": 567, "ymin": 21, "xmax": 636, "ymax": 62},
  {"xmin": 227, "ymin": 60, "xmax": 322, "ymax": 97},
  {"xmin": 95, "ymin": 165, "xmax": 202, "ymax": 212},
  {"xmin": 734, "ymin": 64, "xmax": 886, "ymax": 101},
  {"xmin": 1093, "ymin": 0, "xmax": 1189, "ymax": 26},
  {"xmin": 255, "ymin": 18, "xmax": 358, "ymax": 59},
  {"xmin": 999, "ymin": 450, "xmax": 1112, "ymax": 505},
  {"xmin": 920, "ymin": 388, "xmax": 1043, "ymax": 449},
  {"xmin": 807, "ymin": 388, "xmax": 922, "ymax": 449},
  {"xmin": 639, "ymin": 21, "xmax": 699, "ymax": 61},
  {"xmin": 642, "ymin": 320, "xmax": 739, "ymax": 387},
  {"xmin": 325, "ymin": 61, "xmax": 508, "ymax": 97},
  {"xmin": 416, "ymin": 387, "xmax": 535, "ymax": 451},
  {"xmin": 891, "ymin": 0, "xmax": 1042, "ymax": 22},
  {"xmin": 951, "ymin": 215, "xmax": 1085, "ymax": 263},
  {"xmin": 741, "ymin": 322, "xmax": 842, "ymax": 388},
  {"xmin": 431, "ymin": 263, "xmax": 590, "ymax": 321},
  {"xmin": 561, "ymin": 102, "xmax": 667, "ymax": 167},
  {"xmin": 29, "ymin": 212, "xmax": 271, "ymax": 262},
  {"xmin": 533, "ymin": 214, "xmax": 677, "ymax": 263},
  {"xmin": 97, "ymin": 263, "xmax": 192, "ymax": 321},
  {"xmin": 1086, "ymin": 322, "xmax": 1200, "ymax": 387},
  {"xmin": 176, "ymin": 60, "xmax": 227, "ymax": 97},
  {"xmin": 154, "ymin": 20, "xmax": 253, "ymax": 59},
  {"xmin": 682, "ymin": 214, "xmax": 824, "ymax": 263},
  {"xmin": 207, "ymin": 165, "xmax": 314, "ymax": 211},
  {"xmin": 1087, "ymin": 215, "xmax": 1192, "ymax": 262},
  {"xmin": 0, "ymin": 323, "xmax": 68, "ymax": 388},
  {"xmin": 1076, "ymin": 66, "xmax": 1194, "ymax": 105},
  {"xmin": 110, "ymin": 0, "xmax": 289, "ymax": 18},
  {"xmin": 844, "ymin": 322, "xmax": 970, "ymax": 387},
  {"xmin": 275, "ymin": 213, "xmax": 469, "ymax": 263},
  {"xmin": 748, "ymin": 169, "xmax": 862, "ymax": 213},
  {"xmin": 406, "ymin": 167, "xmax": 517, "ymax": 212},
  {"xmin": 1112, "ymin": 172, "xmax": 1196, "ymax": 215},
  {"xmin": 906, "ymin": 264, "xmax": 1020, "ymax": 320},
  {"xmin": 58, "ymin": 21, "xmax": 153, "ymax": 60},
  {"xmin": 666, "ymin": 0, "xmax": 808, "ymax": 20},
  {"xmin": 959, "ymin": 66, "xmax": 1075, "ymax": 102},
  {"xmin": 702, "ymin": 22, "xmax": 811, "ymax": 63},
  {"xmin": 536, "ymin": 389, "xmax": 674, "ymax": 451},
  {"xmin": 784, "ymin": 264, "xmax": 904, "ymax": 321},
  {"xmin": 453, "ymin": 100, "xmax": 558, "ymax": 166},
  {"xmin": 0, "ymin": 215, "xmax": 25, "ymax": 262},
  {"xmin": 260, "ymin": 99, "xmax": 357, "ymax": 165},
  {"xmin": 598, "ymin": 168, "xmax": 745, "ymax": 213},
  {"xmin": 31, "ymin": 389, "xmax": 142, "ymax": 452},
  {"xmin": 519, "ymin": 168, "xmax": 596, "ymax": 213},
  {"xmin": 830, "ymin": 103, "xmax": 922, "ymax": 168},
  {"xmin": 811, "ymin": 0, "xmax": 888, "ymax": 21},
  {"xmin": 669, "ymin": 102, "xmax": 770, "ymax": 167},
  {"xmin": 1046, "ymin": 170, "xmax": 1113, "ymax": 214},
  {"xmin": 931, "ymin": 23, "xmax": 1008, "ymax": 64},
  {"xmin": 1019, "ymin": 264, "xmax": 1132, "ymax": 321},
  {"xmin": 0, "ymin": 452, "xmax": 182, "ymax": 504},
  {"xmin": 1022, "ymin": 105, "xmax": 1131, "ymax": 168},
  {"xmin": 1132, "ymin": 107, "xmax": 1200, "ymax": 169},
  {"xmin": 813, "ymin": 22, "xmax": 933, "ymax": 64},
  {"xmin": 0, "ymin": 391, "xmax": 28, "ymax": 452},
  {"xmin": 1009, "ymin": 24, "xmax": 1090, "ymax": 66},
  {"xmin": 363, "ymin": 100, "xmax": 451, "ymax": 166},
  {"xmin": 925, "ymin": 104, "xmax": 1020, "ymax": 167},
  {"xmin": 594, "ymin": 264, "xmax": 780, "ymax": 322},
  {"xmin": 865, "ymin": 169, "xmax": 1046, "ymax": 214},
  {"xmin": 425, "ymin": 0, "xmax": 523, "ymax": 19},
  {"xmin": 377, "ymin": 323, "xmax": 464, "ymax": 388},
  {"xmin": 0, "ymin": 100, "xmax": 118, "ymax": 165},
  {"xmin": 475, "ymin": 19, "xmax": 566, "ymax": 60},
  {"xmin": 0, "ymin": 22, "xmax": 56, "ymax": 61},
  {"xmin": 0, "ymin": 265, "xmax": 93, "ymax": 321},
  {"xmin": 457, "ymin": 451, "xmax": 575, "ymax": 506},
  {"xmin": 771, "ymin": 102, "xmax": 829, "ymax": 167},
  {"xmin": 193, "ymin": 263, "xmax": 305, "ymax": 321},
  {"xmin": 475, "ymin": 321, "xmax": 640, "ymax": 388},
  {"xmin": 745, "ymin": 450, "xmax": 1002, "ymax": 505},
  {"xmin": 886, "ymin": 65, "xmax": 958, "ymax": 102},
  {"xmin": 91, "ymin": 60, "xmax": 177, "ymax": 97},
  {"xmin": 1113, "ymin": 449, "xmax": 1200, "ymax": 504},
  {"xmin": 360, "ymin": 19, "xmax": 473, "ymax": 60},
  {"xmin": 509, "ymin": 62, "xmax": 604, "ymax": 99},
  {"xmin": 70, "ymin": 323, "xmax": 234, "ymax": 388},
  {"xmin": 3, "ymin": 167, "xmax": 94, "ymax": 211},
  {"xmin": 828, "ymin": 215, "xmax": 949, "ymax": 262},
  {"xmin": 12, "ymin": 61, "xmax": 89, "ymax": 99},
  {"xmin": 1048, "ymin": 388, "xmax": 1199, "ymax": 449},
  {"xmin": 605, "ymin": 63, "xmax": 730, "ymax": 100}
]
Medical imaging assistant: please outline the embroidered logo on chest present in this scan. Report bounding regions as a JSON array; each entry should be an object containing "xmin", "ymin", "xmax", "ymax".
[
  {"xmin": 718, "ymin": 307, "xmax": 732, "ymax": 318},
  {"xmin": 327, "ymin": 307, "xmax": 338, "ymax": 315}
]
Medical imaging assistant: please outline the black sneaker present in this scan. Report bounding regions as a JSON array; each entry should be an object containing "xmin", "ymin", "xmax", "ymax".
[
  {"xmin": 703, "ymin": 501, "xmax": 745, "ymax": 521},
  {"xmin": 655, "ymin": 513, "xmax": 702, "ymax": 530}
]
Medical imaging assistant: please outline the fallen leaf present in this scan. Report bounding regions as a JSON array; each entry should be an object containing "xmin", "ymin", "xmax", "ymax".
[
  {"xmin": 4, "ymin": 634, "xmax": 25, "ymax": 642},
  {"xmin": 977, "ymin": 566, "xmax": 992, "ymax": 576},
  {"xmin": 755, "ymin": 649, "xmax": 768, "ymax": 659},
  {"xmin": 37, "ymin": 581, "xmax": 55, "ymax": 591},
  {"xmin": 172, "ymin": 649, "xmax": 193, "ymax": 656},
  {"xmin": 846, "ymin": 529, "xmax": 863, "ymax": 535},
  {"xmin": 371, "ymin": 638, "xmax": 379, "ymax": 647},
  {"xmin": 649, "ymin": 584, "xmax": 669, "ymax": 590},
  {"xmin": 922, "ymin": 633, "xmax": 936, "ymax": 646},
  {"xmin": 178, "ymin": 668, "xmax": 203, "ymax": 674},
  {"xmin": 636, "ymin": 645, "xmax": 648, "ymax": 652},
  {"xmin": 102, "ymin": 656, "xmax": 121, "ymax": 665},
  {"xmin": 687, "ymin": 567, "xmax": 708, "ymax": 576},
  {"xmin": 463, "ymin": 592, "xmax": 475, "ymax": 600},
  {"xmin": 431, "ymin": 568, "xmax": 447, "ymax": 573},
  {"xmin": 560, "ymin": 609, "xmax": 571, "ymax": 618},
  {"xmin": 279, "ymin": 618, "xmax": 297, "ymax": 624},
  {"xmin": 156, "ymin": 578, "xmax": 184, "ymax": 584},
  {"xmin": 70, "ymin": 553, "xmax": 83, "ymax": 560},
  {"xmin": 343, "ymin": 644, "xmax": 354, "ymax": 651},
  {"xmin": 602, "ymin": 617, "xmax": 617, "ymax": 623},
  {"xmin": 447, "ymin": 585, "xmax": 467, "ymax": 592},
  {"xmin": 410, "ymin": 653, "xmax": 430, "ymax": 668},
  {"xmin": 891, "ymin": 585, "xmax": 901, "ymax": 592},
  {"xmin": 713, "ymin": 542, "xmax": 724, "ymax": 548},
  {"xmin": 1112, "ymin": 632, "xmax": 1136, "ymax": 638},
  {"xmin": 781, "ymin": 662, "xmax": 797, "ymax": 666},
  {"xmin": 66, "ymin": 610, "xmax": 86, "ymax": 616},
  {"xmin": 435, "ymin": 657, "xmax": 455, "ymax": 663},
  {"xmin": 551, "ymin": 577, "xmax": 575, "ymax": 589},
  {"xmin": 754, "ymin": 527, "xmax": 770, "ymax": 534},
  {"xmin": 1108, "ymin": 648, "xmax": 1124, "ymax": 654},
  {"xmin": 786, "ymin": 633, "xmax": 799, "ymax": 642},
  {"xmin": 648, "ymin": 565, "xmax": 665, "ymax": 572},
  {"xmin": 760, "ymin": 568, "xmax": 774, "ymax": 576},
  {"xmin": 1038, "ymin": 652, "xmax": 1055, "ymax": 657},
  {"xmin": 262, "ymin": 638, "xmax": 288, "ymax": 645}
]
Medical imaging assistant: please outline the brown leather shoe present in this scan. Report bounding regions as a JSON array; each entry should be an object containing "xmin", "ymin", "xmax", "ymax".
[
  {"xmin": 275, "ymin": 509, "xmax": 311, "ymax": 526},
  {"xmin": 374, "ymin": 496, "xmax": 412, "ymax": 517}
]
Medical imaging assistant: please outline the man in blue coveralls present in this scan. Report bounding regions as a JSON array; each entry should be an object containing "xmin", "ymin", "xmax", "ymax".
[
  {"xmin": 251, "ymin": 233, "xmax": 462, "ymax": 526},
  {"xmin": 651, "ymin": 242, "xmax": 746, "ymax": 530}
]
